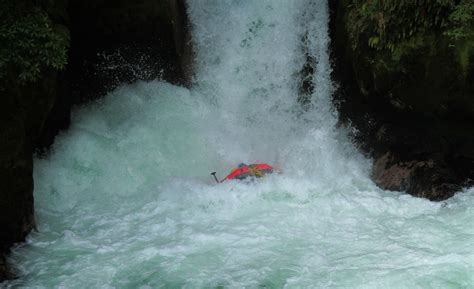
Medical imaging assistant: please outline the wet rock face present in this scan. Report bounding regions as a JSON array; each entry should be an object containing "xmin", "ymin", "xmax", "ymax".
[
  {"xmin": 372, "ymin": 153, "xmax": 462, "ymax": 201},
  {"xmin": 0, "ymin": 255, "xmax": 14, "ymax": 280},
  {"xmin": 369, "ymin": 120, "xmax": 474, "ymax": 201},
  {"xmin": 329, "ymin": 1, "xmax": 474, "ymax": 200},
  {"xmin": 0, "ymin": 71, "xmax": 58, "ymax": 254},
  {"xmin": 365, "ymin": 119, "xmax": 474, "ymax": 201}
]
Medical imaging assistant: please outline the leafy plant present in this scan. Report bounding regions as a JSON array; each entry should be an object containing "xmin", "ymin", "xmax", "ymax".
[
  {"xmin": 346, "ymin": 0, "xmax": 472, "ymax": 51},
  {"xmin": 0, "ymin": 1, "xmax": 69, "ymax": 84},
  {"xmin": 445, "ymin": 0, "xmax": 474, "ymax": 40}
]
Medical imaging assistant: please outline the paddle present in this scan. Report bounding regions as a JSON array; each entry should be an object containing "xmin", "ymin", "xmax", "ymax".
[{"xmin": 210, "ymin": 172, "xmax": 220, "ymax": 183}]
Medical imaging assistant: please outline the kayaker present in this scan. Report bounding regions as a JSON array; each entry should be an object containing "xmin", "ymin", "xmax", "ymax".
[{"xmin": 211, "ymin": 163, "xmax": 274, "ymax": 183}]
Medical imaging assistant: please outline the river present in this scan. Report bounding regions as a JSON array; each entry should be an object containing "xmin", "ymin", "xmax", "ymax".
[{"xmin": 5, "ymin": 0, "xmax": 473, "ymax": 288}]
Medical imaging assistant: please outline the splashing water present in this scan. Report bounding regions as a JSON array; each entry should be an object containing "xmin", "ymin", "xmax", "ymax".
[{"xmin": 5, "ymin": 1, "xmax": 474, "ymax": 288}]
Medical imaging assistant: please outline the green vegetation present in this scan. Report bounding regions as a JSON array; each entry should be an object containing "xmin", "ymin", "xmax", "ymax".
[
  {"xmin": 0, "ymin": 0, "xmax": 69, "ymax": 85},
  {"xmin": 446, "ymin": 0, "xmax": 474, "ymax": 40},
  {"xmin": 346, "ymin": 0, "xmax": 474, "ymax": 51}
]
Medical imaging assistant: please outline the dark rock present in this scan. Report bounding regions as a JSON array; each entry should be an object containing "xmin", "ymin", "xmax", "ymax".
[
  {"xmin": 372, "ymin": 153, "xmax": 461, "ymax": 201},
  {"xmin": 0, "ymin": 254, "xmax": 14, "ymax": 281},
  {"xmin": 298, "ymin": 33, "xmax": 316, "ymax": 109},
  {"xmin": 0, "ymin": 72, "xmax": 58, "ymax": 247},
  {"xmin": 66, "ymin": 0, "xmax": 193, "ymax": 103},
  {"xmin": 0, "ymin": 73, "xmax": 56, "ymax": 281}
]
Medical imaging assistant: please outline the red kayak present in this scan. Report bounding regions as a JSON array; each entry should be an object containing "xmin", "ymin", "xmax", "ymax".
[{"xmin": 210, "ymin": 163, "xmax": 274, "ymax": 183}]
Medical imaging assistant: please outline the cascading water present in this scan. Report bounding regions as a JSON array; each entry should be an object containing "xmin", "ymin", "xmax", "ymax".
[{"xmin": 5, "ymin": 0, "xmax": 474, "ymax": 288}]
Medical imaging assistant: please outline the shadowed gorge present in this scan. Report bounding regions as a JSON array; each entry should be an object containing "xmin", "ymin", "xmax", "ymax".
[
  {"xmin": 330, "ymin": 0, "xmax": 474, "ymax": 200},
  {"xmin": 1, "ymin": 0, "xmax": 473, "ymax": 287}
]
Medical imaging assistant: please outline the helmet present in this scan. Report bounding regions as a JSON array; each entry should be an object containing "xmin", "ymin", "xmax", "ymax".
[{"xmin": 238, "ymin": 163, "xmax": 247, "ymax": 168}]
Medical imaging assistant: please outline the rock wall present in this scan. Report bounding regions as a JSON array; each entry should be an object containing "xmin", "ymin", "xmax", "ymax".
[
  {"xmin": 330, "ymin": 0, "xmax": 474, "ymax": 200},
  {"xmin": 0, "ymin": 68, "xmax": 62, "ymax": 278},
  {"xmin": 66, "ymin": 0, "xmax": 192, "ymax": 103},
  {"xmin": 0, "ymin": 0, "xmax": 191, "ymax": 281}
]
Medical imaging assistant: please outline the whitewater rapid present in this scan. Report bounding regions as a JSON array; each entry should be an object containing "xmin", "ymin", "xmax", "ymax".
[{"xmin": 5, "ymin": 0, "xmax": 474, "ymax": 288}]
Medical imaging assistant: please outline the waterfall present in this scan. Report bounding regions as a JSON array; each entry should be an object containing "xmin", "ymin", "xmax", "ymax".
[{"xmin": 4, "ymin": 1, "xmax": 473, "ymax": 288}]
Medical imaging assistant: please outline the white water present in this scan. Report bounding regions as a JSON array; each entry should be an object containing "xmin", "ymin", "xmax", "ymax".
[{"xmin": 5, "ymin": 1, "xmax": 474, "ymax": 288}]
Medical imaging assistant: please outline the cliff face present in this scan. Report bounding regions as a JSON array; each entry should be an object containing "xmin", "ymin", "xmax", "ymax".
[
  {"xmin": 0, "ymin": 73, "xmax": 58, "ymax": 252},
  {"xmin": 66, "ymin": 0, "xmax": 192, "ymax": 103},
  {"xmin": 0, "ymin": 0, "xmax": 191, "ymax": 280},
  {"xmin": 330, "ymin": 0, "xmax": 474, "ymax": 200}
]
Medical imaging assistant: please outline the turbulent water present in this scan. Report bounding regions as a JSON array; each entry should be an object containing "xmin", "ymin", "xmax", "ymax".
[{"xmin": 5, "ymin": 0, "xmax": 474, "ymax": 288}]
